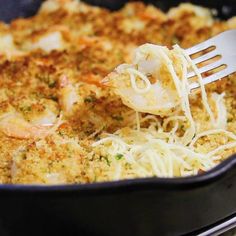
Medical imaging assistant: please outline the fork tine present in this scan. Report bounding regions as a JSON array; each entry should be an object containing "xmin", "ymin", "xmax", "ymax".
[
  {"xmin": 202, "ymin": 69, "xmax": 233, "ymax": 86},
  {"xmin": 185, "ymin": 40, "xmax": 213, "ymax": 56},
  {"xmin": 190, "ymin": 68, "xmax": 232, "ymax": 90},
  {"xmin": 187, "ymin": 60, "xmax": 224, "ymax": 78},
  {"xmin": 192, "ymin": 51, "xmax": 218, "ymax": 65}
]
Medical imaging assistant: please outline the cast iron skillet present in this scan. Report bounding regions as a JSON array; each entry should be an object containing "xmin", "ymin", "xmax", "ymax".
[{"xmin": 0, "ymin": 1, "xmax": 236, "ymax": 236}]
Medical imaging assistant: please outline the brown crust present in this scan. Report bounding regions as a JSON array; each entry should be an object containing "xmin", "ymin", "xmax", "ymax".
[{"xmin": 0, "ymin": 0, "xmax": 235, "ymax": 184}]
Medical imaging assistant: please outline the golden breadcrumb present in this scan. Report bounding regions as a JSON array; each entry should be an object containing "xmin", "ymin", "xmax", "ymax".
[{"xmin": 0, "ymin": 0, "xmax": 235, "ymax": 184}]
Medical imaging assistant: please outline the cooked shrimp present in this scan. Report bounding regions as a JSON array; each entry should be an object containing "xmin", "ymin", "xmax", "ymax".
[
  {"xmin": 58, "ymin": 75, "xmax": 80, "ymax": 114},
  {"xmin": 0, "ymin": 112, "xmax": 62, "ymax": 140},
  {"xmin": 26, "ymin": 31, "xmax": 66, "ymax": 52},
  {"xmin": 0, "ymin": 33, "xmax": 24, "ymax": 58},
  {"xmin": 81, "ymin": 73, "xmax": 105, "ymax": 87},
  {"xmin": 40, "ymin": 0, "xmax": 81, "ymax": 14},
  {"xmin": 0, "ymin": 113, "xmax": 50, "ymax": 139},
  {"xmin": 104, "ymin": 44, "xmax": 183, "ymax": 117},
  {"xmin": 18, "ymin": 98, "xmax": 59, "ymax": 126}
]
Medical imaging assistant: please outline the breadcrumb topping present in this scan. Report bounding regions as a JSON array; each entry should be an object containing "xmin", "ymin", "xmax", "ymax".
[{"xmin": 0, "ymin": 0, "xmax": 235, "ymax": 184}]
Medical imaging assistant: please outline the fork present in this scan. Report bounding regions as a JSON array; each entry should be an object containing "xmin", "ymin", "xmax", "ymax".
[{"xmin": 185, "ymin": 29, "xmax": 236, "ymax": 90}]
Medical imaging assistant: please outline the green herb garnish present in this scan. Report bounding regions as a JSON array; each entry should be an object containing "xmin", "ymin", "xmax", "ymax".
[
  {"xmin": 102, "ymin": 156, "xmax": 111, "ymax": 166},
  {"xmin": 36, "ymin": 74, "xmax": 56, "ymax": 88},
  {"xmin": 115, "ymin": 153, "xmax": 123, "ymax": 160},
  {"xmin": 84, "ymin": 96, "xmax": 96, "ymax": 103},
  {"xmin": 172, "ymin": 36, "xmax": 180, "ymax": 44},
  {"xmin": 19, "ymin": 105, "xmax": 32, "ymax": 113},
  {"xmin": 111, "ymin": 115, "xmax": 123, "ymax": 121}
]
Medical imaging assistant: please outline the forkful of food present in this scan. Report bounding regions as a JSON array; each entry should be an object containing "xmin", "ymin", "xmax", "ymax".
[{"xmin": 104, "ymin": 29, "xmax": 236, "ymax": 117}]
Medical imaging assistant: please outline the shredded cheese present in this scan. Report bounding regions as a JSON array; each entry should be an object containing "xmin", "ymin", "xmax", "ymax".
[
  {"xmin": 212, "ymin": 92, "xmax": 227, "ymax": 129},
  {"xmin": 190, "ymin": 129, "xmax": 236, "ymax": 148},
  {"xmin": 179, "ymin": 45, "xmax": 216, "ymax": 125},
  {"xmin": 135, "ymin": 111, "xmax": 141, "ymax": 131}
]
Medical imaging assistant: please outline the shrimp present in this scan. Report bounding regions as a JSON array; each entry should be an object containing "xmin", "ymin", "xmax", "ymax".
[
  {"xmin": 40, "ymin": 0, "xmax": 81, "ymax": 14},
  {"xmin": 0, "ymin": 114, "xmax": 50, "ymax": 139},
  {"xmin": 0, "ymin": 113, "xmax": 62, "ymax": 140},
  {"xmin": 104, "ymin": 44, "xmax": 183, "ymax": 117},
  {"xmin": 58, "ymin": 75, "xmax": 80, "ymax": 115},
  {"xmin": 27, "ymin": 31, "xmax": 66, "ymax": 52},
  {"xmin": 80, "ymin": 73, "xmax": 104, "ymax": 87},
  {"xmin": 0, "ymin": 33, "xmax": 25, "ymax": 59}
]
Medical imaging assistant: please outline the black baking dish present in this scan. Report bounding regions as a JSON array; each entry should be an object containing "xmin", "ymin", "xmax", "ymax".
[{"xmin": 0, "ymin": 1, "xmax": 236, "ymax": 236}]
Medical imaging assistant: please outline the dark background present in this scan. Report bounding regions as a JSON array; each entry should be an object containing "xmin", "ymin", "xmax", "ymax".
[{"xmin": 0, "ymin": 0, "xmax": 235, "ymax": 23}]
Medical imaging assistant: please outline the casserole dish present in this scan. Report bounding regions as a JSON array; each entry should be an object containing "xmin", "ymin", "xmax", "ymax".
[{"xmin": 0, "ymin": 1, "xmax": 235, "ymax": 236}]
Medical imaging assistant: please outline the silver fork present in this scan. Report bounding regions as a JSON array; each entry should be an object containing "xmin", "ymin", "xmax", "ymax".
[{"xmin": 185, "ymin": 29, "xmax": 236, "ymax": 90}]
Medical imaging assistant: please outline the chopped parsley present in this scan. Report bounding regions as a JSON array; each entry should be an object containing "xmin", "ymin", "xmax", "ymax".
[
  {"xmin": 49, "ymin": 95, "xmax": 58, "ymax": 102},
  {"xmin": 58, "ymin": 130, "xmax": 64, "ymax": 136},
  {"xmin": 115, "ymin": 153, "xmax": 123, "ymax": 160},
  {"xmin": 172, "ymin": 36, "xmax": 180, "ymax": 44},
  {"xmin": 36, "ymin": 74, "xmax": 56, "ymax": 88},
  {"xmin": 84, "ymin": 96, "xmax": 96, "ymax": 103},
  {"xmin": 102, "ymin": 156, "xmax": 111, "ymax": 166},
  {"xmin": 111, "ymin": 115, "xmax": 123, "ymax": 121},
  {"xmin": 19, "ymin": 105, "xmax": 32, "ymax": 113}
]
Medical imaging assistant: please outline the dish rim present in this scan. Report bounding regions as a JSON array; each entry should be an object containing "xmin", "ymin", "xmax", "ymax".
[{"xmin": 0, "ymin": 154, "xmax": 235, "ymax": 192}]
